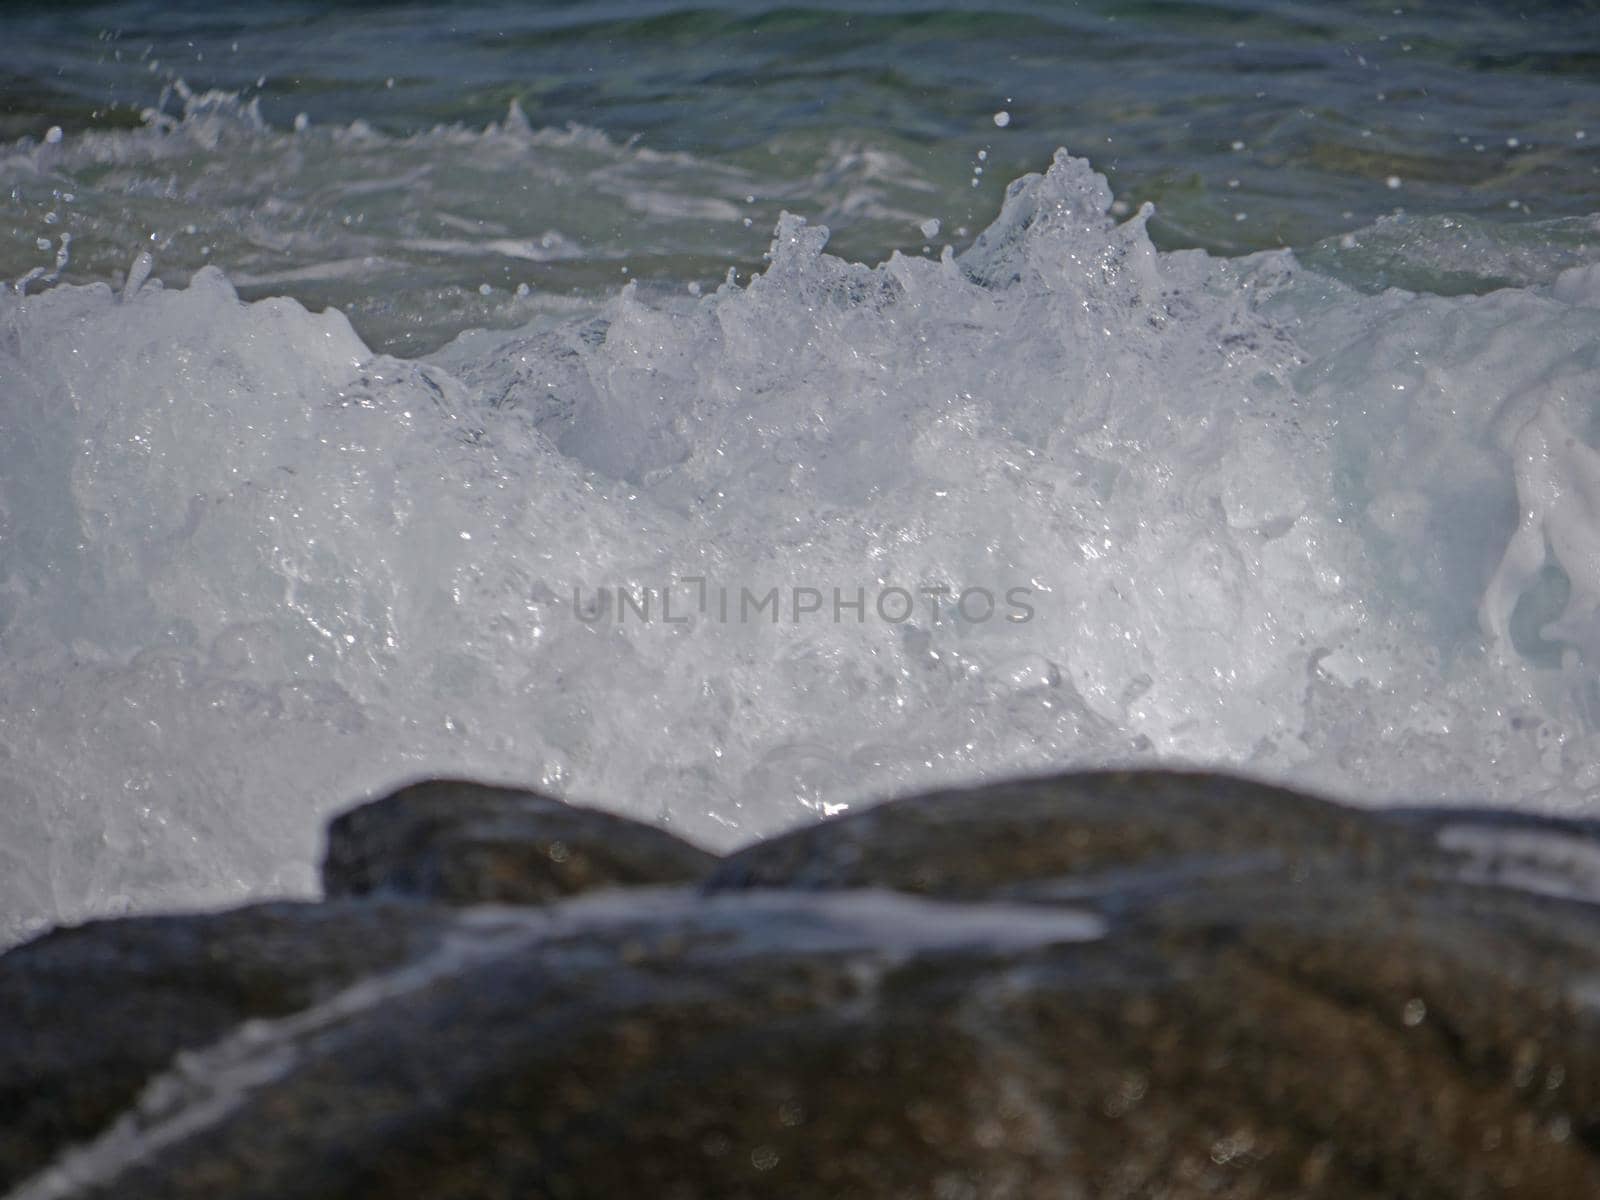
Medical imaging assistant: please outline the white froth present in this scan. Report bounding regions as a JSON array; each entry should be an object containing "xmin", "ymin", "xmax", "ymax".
[{"xmin": 1, "ymin": 148, "xmax": 1599, "ymax": 943}]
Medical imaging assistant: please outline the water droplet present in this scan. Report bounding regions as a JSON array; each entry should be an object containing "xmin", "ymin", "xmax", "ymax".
[{"xmin": 121, "ymin": 249, "xmax": 154, "ymax": 301}]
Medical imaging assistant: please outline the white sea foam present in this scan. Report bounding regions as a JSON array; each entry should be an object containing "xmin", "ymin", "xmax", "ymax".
[{"xmin": 1, "ymin": 146, "xmax": 1599, "ymax": 944}]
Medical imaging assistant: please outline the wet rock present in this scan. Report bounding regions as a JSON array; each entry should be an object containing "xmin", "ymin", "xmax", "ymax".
[
  {"xmin": 0, "ymin": 898, "xmax": 453, "ymax": 1192},
  {"xmin": 322, "ymin": 778, "xmax": 716, "ymax": 904},
  {"xmin": 10, "ymin": 770, "xmax": 1600, "ymax": 1199},
  {"xmin": 707, "ymin": 769, "xmax": 1435, "ymax": 899},
  {"xmin": 23, "ymin": 883, "xmax": 1600, "ymax": 1200}
]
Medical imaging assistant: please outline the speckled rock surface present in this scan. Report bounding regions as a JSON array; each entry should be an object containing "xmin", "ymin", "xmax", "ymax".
[
  {"xmin": 707, "ymin": 770, "xmax": 1451, "ymax": 897},
  {"xmin": 323, "ymin": 778, "xmax": 716, "ymax": 904},
  {"xmin": 8, "ymin": 770, "xmax": 1600, "ymax": 1199},
  {"xmin": 0, "ymin": 898, "xmax": 454, "ymax": 1191}
]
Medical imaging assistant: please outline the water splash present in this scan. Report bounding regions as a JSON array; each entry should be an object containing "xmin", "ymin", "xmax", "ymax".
[{"xmin": 1, "ymin": 149, "xmax": 1598, "ymax": 945}]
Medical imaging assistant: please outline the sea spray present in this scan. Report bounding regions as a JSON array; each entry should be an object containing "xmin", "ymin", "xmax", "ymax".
[{"xmin": 0, "ymin": 149, "xmax": 1598, "ymax": 943}]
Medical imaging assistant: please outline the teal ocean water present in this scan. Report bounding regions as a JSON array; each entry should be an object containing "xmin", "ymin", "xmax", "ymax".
[{"xmin": 4, "ymin": 1, "xmax": 1598, "ymax": 349}]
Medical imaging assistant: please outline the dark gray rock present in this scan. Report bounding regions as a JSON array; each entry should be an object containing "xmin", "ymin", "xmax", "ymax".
[
  {"xmin": 0, "ymin": 898, "xmax": 453, "ymax": 1192},
  {"xmin": 25, "ymin": 882, "xmax": 1600, "ymax": 1200},
  {"xmin": 707, "ymin": 769, "xmax": 1437, "ymax": 899},
  {"xmin": 10, "ymin": 770, "xmax": 1600, "ymax": 1199},
  {"xmin": 322, "ymin": 778, "xmax": 716, "ymax": 904}
]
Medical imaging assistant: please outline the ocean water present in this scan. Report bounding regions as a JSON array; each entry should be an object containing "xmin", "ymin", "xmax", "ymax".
[{"xmin": 2, "ymin": 0, "xmax": 1599, "ymax": 943}]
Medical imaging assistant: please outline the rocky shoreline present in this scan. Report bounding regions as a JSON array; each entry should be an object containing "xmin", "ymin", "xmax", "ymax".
[{"xmin": 5, "ymin": 770, "xmax": 1600, "ymax": 1198}]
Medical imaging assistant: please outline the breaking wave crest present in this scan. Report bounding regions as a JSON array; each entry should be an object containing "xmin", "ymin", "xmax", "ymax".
[{"xmin": 3, "ymin": 142, "xmax": 1600, "ymax": 944}]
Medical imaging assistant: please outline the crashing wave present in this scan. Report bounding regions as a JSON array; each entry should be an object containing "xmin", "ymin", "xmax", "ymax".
[{"xmin": 1, "ymin": 147, "xmax": 1598, "ymax": 944}]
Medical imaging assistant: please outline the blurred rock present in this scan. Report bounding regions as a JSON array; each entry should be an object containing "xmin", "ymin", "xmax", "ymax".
[
  {"xmin": 9, "ymin": 770, "xmax": 1600, "ymax": 1199},
  {"xmin": 0, "ymin": 898, "xmax": 453, "ymax": 1191},
  {"xmin": 322, "ymin": 778, "xmax": 716, "ymax": 904},
  {"xmin": 707, "ymin": 768, "xmax": 1426, "ymax": 897}
]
